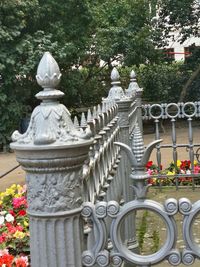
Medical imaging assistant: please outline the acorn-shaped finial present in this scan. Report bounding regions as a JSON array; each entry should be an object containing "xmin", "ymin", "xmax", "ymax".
[{"xmin": 35, "ymin": 52, "xmax": 64, "ymax": 100}]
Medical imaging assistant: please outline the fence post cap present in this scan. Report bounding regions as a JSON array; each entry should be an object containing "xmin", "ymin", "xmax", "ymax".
[{"xmin": 11, "ymin": 52, "xmax": 92, "ymax": 149}]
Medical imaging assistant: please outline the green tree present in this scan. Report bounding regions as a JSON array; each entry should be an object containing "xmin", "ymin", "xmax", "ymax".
[
  {"xmin": 0, "ymin": 0, "xmax": 94, "ymax": 147},
  {"xmin": 87, "ymin": 0, "xmax": 162, "ymax": 67},
  {"xmin": 1, "ymin": 0, "xmax": 200, "ymax": 148},
  {"xmin": 157, "ymin": 0, "xmax": 200, "ymax": 43}
]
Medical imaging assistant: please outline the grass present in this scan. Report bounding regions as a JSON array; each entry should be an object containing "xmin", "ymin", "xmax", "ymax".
[{"xmin": 134, "ymin": 186, "xmax": 200, "ymax": 256}]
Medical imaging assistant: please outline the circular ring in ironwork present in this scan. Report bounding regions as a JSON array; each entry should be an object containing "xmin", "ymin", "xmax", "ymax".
[
  {"xmin": 110, "ymin": 199, "xmax": 178, "ymax": 266},
  {"xmin": 182, "ymin": 201, "xmax": 200, "ymax": 257},
  {"xmin": 182, "ymin": 102, "xmax": 197, "ymax": 118},
  {"xmin": 195, "ymin": 147, "xmax": 200, "ymax": 163},
  {"xmin": 142, "ymin": 105, "xmax": 148, "ymax": 118},
  {"xmin": 165, "ymin": 103, "xmax": 180, "ymax": 119},
  {"xmin": 149, "ymin": 104, "xmax": 164, "ymax": 119}
]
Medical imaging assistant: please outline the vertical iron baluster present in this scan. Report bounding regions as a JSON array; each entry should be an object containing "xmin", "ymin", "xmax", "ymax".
[
  {"xmin": 188, "ymin": 117, "xmax": 195, "ymax": 190},
  {"xmin": 171, "ymin": 118, "xmax": 179, "ymax": 191},
  {"xmin": 155, "ymin": 119, "xmax": 162, "ymax": 190}
]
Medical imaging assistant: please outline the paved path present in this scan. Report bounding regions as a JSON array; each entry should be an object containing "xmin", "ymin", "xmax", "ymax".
[
  {"xmin": 0, "ymin": 152, "xmax": 25, "ymax": 191},
  {"xmin": 1, "ymin": 126, "xmax": 199, "ymax": 192}
]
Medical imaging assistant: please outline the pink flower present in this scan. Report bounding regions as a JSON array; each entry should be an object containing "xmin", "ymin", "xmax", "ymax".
[
  {"xmin": 194, "ymin": 165, "xmax": 200, "ymax": 174},
  {"xmin": 147, "ymin": 169, "xmax": 153, "ymax": 175},
  {"xmin": 0, "ymin": 249, "xmax": 9, "ymax": 256},
  {"xmin": 12, "ymin": 197, "xmax": 27, "ymax": 209}
]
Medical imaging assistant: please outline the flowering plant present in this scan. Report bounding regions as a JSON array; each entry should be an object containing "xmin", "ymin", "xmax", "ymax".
[
  {"xmin": 0, "ymin": 184, "xmax": 29, "ymax": 266},
  {"xmin": 146, "ymin": 160, "xmax": 200, "ymax": 186}
]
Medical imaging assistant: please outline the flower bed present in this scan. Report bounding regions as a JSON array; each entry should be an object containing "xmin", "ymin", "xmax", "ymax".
[
  {"xmin": 0, "ymin": 184, "xmax": 29, "ymax": 266},
  {"xmin": 146, "ymin": 160, "xmax": 200, "ymax": 186}
]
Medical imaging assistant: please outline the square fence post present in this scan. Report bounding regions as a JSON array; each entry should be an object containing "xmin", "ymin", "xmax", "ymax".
[
  {"xmin": 10, "ymin": 52, "xmax": 93, "ymax": 267},
  {"xmin": 105, "ymin": 67, "xmax": 139, "ymax": 266}
]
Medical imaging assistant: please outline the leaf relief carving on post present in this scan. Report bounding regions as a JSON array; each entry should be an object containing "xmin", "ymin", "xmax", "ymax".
[{"xmin": 27, "ymin": 171, "xmax": 82, "ymax": 213}]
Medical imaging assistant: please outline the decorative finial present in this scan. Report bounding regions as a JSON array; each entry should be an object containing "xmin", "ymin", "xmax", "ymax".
[
  {"xmin": 93, "ymin": 106, "xmax": 97, "ymax": 119},
  {"xmin": 97, "ymin": 104, "xmax": 102, "ymax": 116},
  {"xmin": 81, "ymin": 113, "xmax": 87, "ymax": 128},
  {"xmin": 106, "ymin": 67, "xmax": 125, "ymax": 101},
  {"xmin": 111, "ymin": 67, "xmax": 120, "ymax": 84},
  {"xmin": 102, "ymin": 102, "xmax": 106, "ymax": 113},
  {"xmin": 11, "ymin": 52, "xmax": 91, "ymax": 146},
  {"xmin": 87, "ymin": 109, "xmax": 93, "ymax": 122},
  {"xmin": 35, "ymin": 52, "xmax": 64, "ymax": 100},
  {"xmin": 125, "ymin": 69, "xmax": 140, "ymax": 98},
  {"xmin": 130, "ymin": 70, "xmax": 136, "ymax": 80},
  {"xmin": 74, "ymin": 116, "xmax": 79, "ymax": 129}
]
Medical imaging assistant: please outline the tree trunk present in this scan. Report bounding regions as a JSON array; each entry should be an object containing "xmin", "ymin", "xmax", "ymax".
[{"xmin": 179, "ymin": 65, "xmax": 200, "ymax": 102}]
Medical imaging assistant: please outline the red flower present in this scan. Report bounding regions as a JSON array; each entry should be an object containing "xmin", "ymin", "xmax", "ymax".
[
  {"xmin": 146, "ymin": 161, "xmax": 153, "ymax": 169},
  {"xmin": 6, "ymin": 223, "xmax": 16, "ymax": 234},
  {"xmin": 180, "ymin": 160, "xmax": 191, "ymax": 170},
  {"xmin": 15, "ymin": 256, "xmax": 28, "ymax": 267},
  {"xmin": 18, "ymin": 210, "xmax": 26, "ymax": 216},
  {"xmin": 0, "ymin": 253, "xmax": 14, "ymax": 267},
  {"xmin": 0, "ymin": 233, "xmax": 7, "ymax": 243},
  {"xmin": 16, "ymin": 225, "xmax": 24, "ymax": 232}
]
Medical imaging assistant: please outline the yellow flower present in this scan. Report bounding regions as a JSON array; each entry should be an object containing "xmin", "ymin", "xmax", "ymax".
[
  {"xmin": 11, "ymin": 184, "xmax": 17, "ymax": 190},
  {"xmin": 23, "ymin": 221, "xmax": 29, "ymax": 227},
  {"xmin": 177, "ymin": 160, "xmax": 181, "ymax": 167},
  {"xmin": 167, "ymin": 171, "xmax": 175, "ymax": 175},
  {"xmin": 194, "ymin": 160, "xmax": 198, "ymax": 166},
  {"xmin": 0, "ymin": 192, "xmax": 5, "ymax": 198},
  {"xmin": 5, "ymin": 188, "xmax": 15, "ymax": 196},
  {"xmin": 14, "ymin": 230, "xmax": 26, "ymax": 239}
]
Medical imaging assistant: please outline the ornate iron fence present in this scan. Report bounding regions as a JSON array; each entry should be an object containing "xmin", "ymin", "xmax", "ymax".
[
  {"xmin": 143, "ymin": 102, "xmax": 200, "ymax": 190},
  {"xmin": 10, "ymin": 52, "xmax": 200, "ymax": 266}
]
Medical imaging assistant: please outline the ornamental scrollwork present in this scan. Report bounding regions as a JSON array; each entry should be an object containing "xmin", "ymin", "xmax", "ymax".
[
  {"xmin": 81, "ymin": 201, "xmax": 119, "ymax": 266},
  {"xmin": 82, "ymin": 198, "xmax": 200, "ymax": 266},
  {"xmin": 27, "ymin": 170, "xmax": 82, "ymax": 213}
]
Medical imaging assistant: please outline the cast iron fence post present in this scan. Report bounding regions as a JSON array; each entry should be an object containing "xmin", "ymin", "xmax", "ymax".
[
  {"xmin": 10, "ymin": 52, "xmax": 93, "ymax": 267},
  {"xmin": 105, "ymin": 68, "xmax": 138, "ymax": 265},
  {"xmin": 130, "ymin": 70, "xmax": 143, "ymax": 134},
  {"xmin": 106, "ymin": 68, "xmax": 134, "ymax": 204}
]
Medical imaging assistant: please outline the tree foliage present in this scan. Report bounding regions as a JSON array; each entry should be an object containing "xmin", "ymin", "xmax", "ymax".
[
  {"xmin": 0, "ymin": 0, "xmax": 200, "ymax": 147},
  {"xmin": 87, "ymin": 0, "xmax": 162, "ymax": 66},
  {"xmin": 155, "ymin": 0, "xmax": 200, "ymax": 45},
  {"xmin": 0, "ymin": 0, "xmax": 93, "ymax": 146}
]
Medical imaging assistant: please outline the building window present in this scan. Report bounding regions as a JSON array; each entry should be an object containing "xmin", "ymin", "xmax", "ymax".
[
  {"xmin": 164, "ymin": 48, "xmax": 175, "ymax": 60},
  {"xmin": 184, "ymin": 47, "xmax": 192, "ymax": 58}
]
